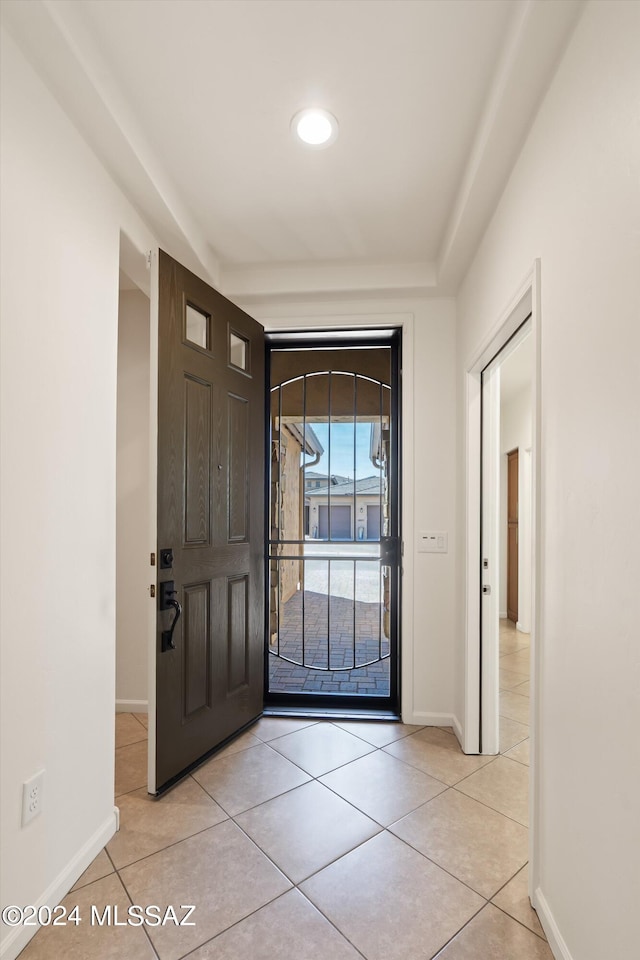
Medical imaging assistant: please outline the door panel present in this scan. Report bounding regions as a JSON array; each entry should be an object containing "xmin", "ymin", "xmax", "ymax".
[
  {"xmin": 184, "ymin": 376, "xmax": 212, "ymax": 544},
  {"xmin": 228, "ymin": 575, "xmax": 249, "ymax": 691},
  {"xmin": 228, "ymin": 394, "xmax": 249, "ymax": 541},
  {"xmin": 182, "ymin": 581, "xmax": 211, "ymax": 717},
  {"xmin": 154, "ymin": 250, "xmax": 264, "ymax": 793}
]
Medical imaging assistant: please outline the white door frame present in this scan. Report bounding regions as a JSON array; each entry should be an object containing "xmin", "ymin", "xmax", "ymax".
[
  {"xmin": 463, "ymin": 260, "xmax": 542, "ymax": 894},
  {"xmin": 146, "ymin": 247, "xmax": 160, "ymax": 793}
]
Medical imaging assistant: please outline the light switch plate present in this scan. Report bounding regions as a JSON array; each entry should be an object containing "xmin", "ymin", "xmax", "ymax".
[{"xmin": 418, "ymin": 531, "xmax": 448, "ymax": 553}]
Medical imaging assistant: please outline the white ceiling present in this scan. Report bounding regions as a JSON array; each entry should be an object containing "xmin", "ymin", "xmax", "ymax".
[
  {"xmin": 2, "ymin": 0, "xmax": 583, "ymax": 300},
  {"xmin": 79, "ymin": 0, "xmax": 511, "ymax": 265}
]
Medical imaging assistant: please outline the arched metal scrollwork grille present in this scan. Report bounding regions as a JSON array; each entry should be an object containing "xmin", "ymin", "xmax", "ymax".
[{"xmin": 268, "ymin": 370, "xmax": 392, "ymax": 675}]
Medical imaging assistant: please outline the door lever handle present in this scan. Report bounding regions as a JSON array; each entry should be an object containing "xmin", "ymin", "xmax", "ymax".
[{"xmin": 161, "ymin": 597, "xmax": 182, "ymax": 652}]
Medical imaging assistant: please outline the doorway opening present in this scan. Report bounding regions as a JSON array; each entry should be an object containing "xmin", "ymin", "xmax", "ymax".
[
  {"xmin": 480, "ymin": 318, "xmax": 534, "ymax": 754},
  {"xmin": 265, "ymin": 332, "xmax": 401, "ymax": 717},
  {"xmin": 115, "ymin": 242, "xmax": 152, "ymax": 799},
  {"xmin": 492, "ymin": 335, "xmax": 534, "ymax": 756}
]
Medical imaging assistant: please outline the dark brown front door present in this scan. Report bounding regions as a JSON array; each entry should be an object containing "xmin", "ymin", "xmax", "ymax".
[
  {"xmin": 154, "ymin": 250, "xmax": 264, "ymax": 793},
  {"xmin": 507, "ymin": 448, "xmax": 518, "ymax": 624}
]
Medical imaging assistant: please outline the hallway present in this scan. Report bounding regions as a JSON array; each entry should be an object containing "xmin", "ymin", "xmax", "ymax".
[
  {"xmin": 20, "ymin": 710, "xmax": 548, "ymax": 959},
  {"xmin": 499, "ymin": 619, "xmax": 530, "ymax": 759}
]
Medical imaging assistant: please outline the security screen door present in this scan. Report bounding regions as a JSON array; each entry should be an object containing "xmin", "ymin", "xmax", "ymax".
[{"xmin": 266, "ymin": 336, "xmax": 400, "ymax": 714}]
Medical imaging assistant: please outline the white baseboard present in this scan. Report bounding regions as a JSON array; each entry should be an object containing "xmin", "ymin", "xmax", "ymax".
[
  {"xmin": 409, "ymin": 711, "xmax": 461, "ymax": 735},
  {"xmin": 0, "ymin": 811, "xmax": 117, "ymax": 960},
  {"xmin": 451, "ymin": 715, "xmax": 464, "ymax": 746},
  {"xmin": 533, "ymin": 887, "xmax": 574, "ymax": 960},
  {"xmin": 409, "ymin": 712, "xmax": 464, "ymax": 749},
  {"xmin": 115, "ymin": 699, "xmax": 148, "ymax": 714},
  {"xmin": 500, "ymin": 611, "xmax": 508, "ymax": 619},
  {"xmin": 516, "ymin": 621, "xmax": 530, "ymax": 634}
]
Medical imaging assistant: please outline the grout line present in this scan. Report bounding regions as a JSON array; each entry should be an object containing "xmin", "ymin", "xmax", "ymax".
[
  {"xmin": 115, "ymin": 867, "xmax": 161, "ymax": 960},
  {"xmin": 171, "ymin": 890, "xmax": 293, "ymax": 960},
  {"xmin": 428, "ymin": 901, "xmax": 491, "ymax": 959},
  {"xmin": 109, "ymin": 819, "xmax": 231, "ymax": 872},
  {"xmin": 379, "ymin": 743, "xmax": 499, "ymax": 787},
  {"xmin": 130, "ymin": 712, "xmax": 149, "ymax": 732},
  {"xmin": 318, "ymin": 763, "xmax": 450, "ymax": 829},
  {"xmin": 293, "ymin": 889, "xmax": 370, "ymax": 960},
  {"xmin": 114, "ymin": 782, "xmax": 148, "ymax": 801},
  {"xmin": 102, "ymin": 717, "xmax": 533, "ymax": 959},
  {"xmin": 489, "ymin": 861, "xmax": 528, "ymax": 899},
  {"xmin": 491, "ymin": 901, "xmax": 548, "ymax": 942},
  {"xmin": 500, "ymin": 691, "xmax": 530, "ymax": 704},
  {"xmin": 115, "ymin": 735, "xmax": 148, "ymax": 750},
  {"xmin": 450, "ymin": 785, "xmax": 528, "ymax": 829},
  {"xmin": 388, "ymin": 830, "xmax": 498, "ymax": 904}
]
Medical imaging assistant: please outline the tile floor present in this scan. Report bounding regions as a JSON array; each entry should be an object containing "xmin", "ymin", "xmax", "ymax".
[{"xmin": 19, "ymin": 623, "xmax": 544, "ymax": 959}]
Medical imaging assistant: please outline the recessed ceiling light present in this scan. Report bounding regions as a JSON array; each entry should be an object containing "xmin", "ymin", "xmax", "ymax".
[{"xmin": 291, "ymin": 108, "xmax": 339, "ymax": 148}]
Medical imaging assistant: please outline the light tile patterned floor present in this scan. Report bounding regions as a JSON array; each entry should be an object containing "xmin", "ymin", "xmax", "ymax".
[{"xmin": 19, "ymin": 622, "xmax": 546, "ymax": 959}]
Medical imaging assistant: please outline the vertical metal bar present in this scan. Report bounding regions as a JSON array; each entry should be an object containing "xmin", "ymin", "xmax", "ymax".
[
  {"xmin": 278, "ymin": 383, "xmax": 282, "ymax": 541},
  {"xmin": 276, "ymin": 558, "xmax": 281, "ymax": 658},
  {"xmin": 353, "ymin": 374, "xmax": 357, "ymax": 541},
  {"xmin": 379, "ymin": 379, "xmax": 383, "ymax": 538},
  {"xmin": 379, "ymin": 379, "xmax": 383, "ymax": 662},
  {"xmin": 302, "ymin": 375, "xmax": 306, "ymax": 667},
  {"xmin": 328, "ymin": 371, "xmax": 332, "ymax": 542},
  {"xmin": 379, "ymin": 559, "xmax": 383, "ymax": 663},
  {"xmin": 327, "ymin": 558, "xmax": 331, "ymax": 670},
  {"xmin": 352, "ymin": 374, "xmax": 357, "ymax": 669},
  {"xmin": 277, "ymin": 384, "xmax": 282, "ymax": 657},
  {"xmin": 353, "ymin": 558, "xmax": 356, "ymax": 670}
]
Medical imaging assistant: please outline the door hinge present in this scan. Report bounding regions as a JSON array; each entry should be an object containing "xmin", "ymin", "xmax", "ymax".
[
  {"xmin": 482, "ymin": 585, "xmax": 491, "ymax": 595},
  {"xmin": 150, "ymin": 552, "xmax": 156, "ymax": 566},
  {"xmin": 150, "ymin": 584, "xmax": 156, "ymax": 598},
  {"xmin": 146, "ymin": 250, "xmax": 152, "ymax": 269}
]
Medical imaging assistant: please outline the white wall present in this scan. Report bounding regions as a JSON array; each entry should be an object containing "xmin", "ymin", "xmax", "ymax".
[
  {"xmin": 116, "ymin": 288, "xmax": 151, "ymax": 711},
  {"xmin": 249, "ymin": 297, "xmax": 458, "ymax": 729},
  {"xmin": 456, "ymin": 3, "xmax": 640, "ymax": 958},
  {"xmin": 499, "ymin": 383, "xmax": 532, "ymax": 628},
  {"xmin": 0, "ymin": 28, "xmax": 155, "ymax": 960}
]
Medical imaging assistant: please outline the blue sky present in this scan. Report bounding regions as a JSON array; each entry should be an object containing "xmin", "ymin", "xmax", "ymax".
[{"xmin": 306, "ymin": 421, "xmax": 380, "ymax": 480}]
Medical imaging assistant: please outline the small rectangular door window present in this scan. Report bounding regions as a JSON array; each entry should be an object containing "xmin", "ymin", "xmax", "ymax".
[{"xmin": 185, "ymin": 303, "xmax": 210, "ymax": 349}]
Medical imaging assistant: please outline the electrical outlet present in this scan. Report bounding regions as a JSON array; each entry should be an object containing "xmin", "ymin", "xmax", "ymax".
[{"xmin": 22, "ymin": 770, "xmax": 44, "ymax": 826}]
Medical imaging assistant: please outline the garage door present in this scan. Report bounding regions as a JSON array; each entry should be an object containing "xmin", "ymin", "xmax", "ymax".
[
  {"xmin": 318, "ymin": 504, "xmax": 351, "ymax": 540},
  {"xmin": 366, "ymin": 504, "xmax": 381, "ymax": 540}
]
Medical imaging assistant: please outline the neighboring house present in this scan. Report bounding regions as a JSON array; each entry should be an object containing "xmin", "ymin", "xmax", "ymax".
[
  {"xmin": 304, "ymin": 470, "xmax": 349, "ymax": 491},
  {"xmin": 306, "ymin": 476, "xmax": 385, "ymax": 540}
]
